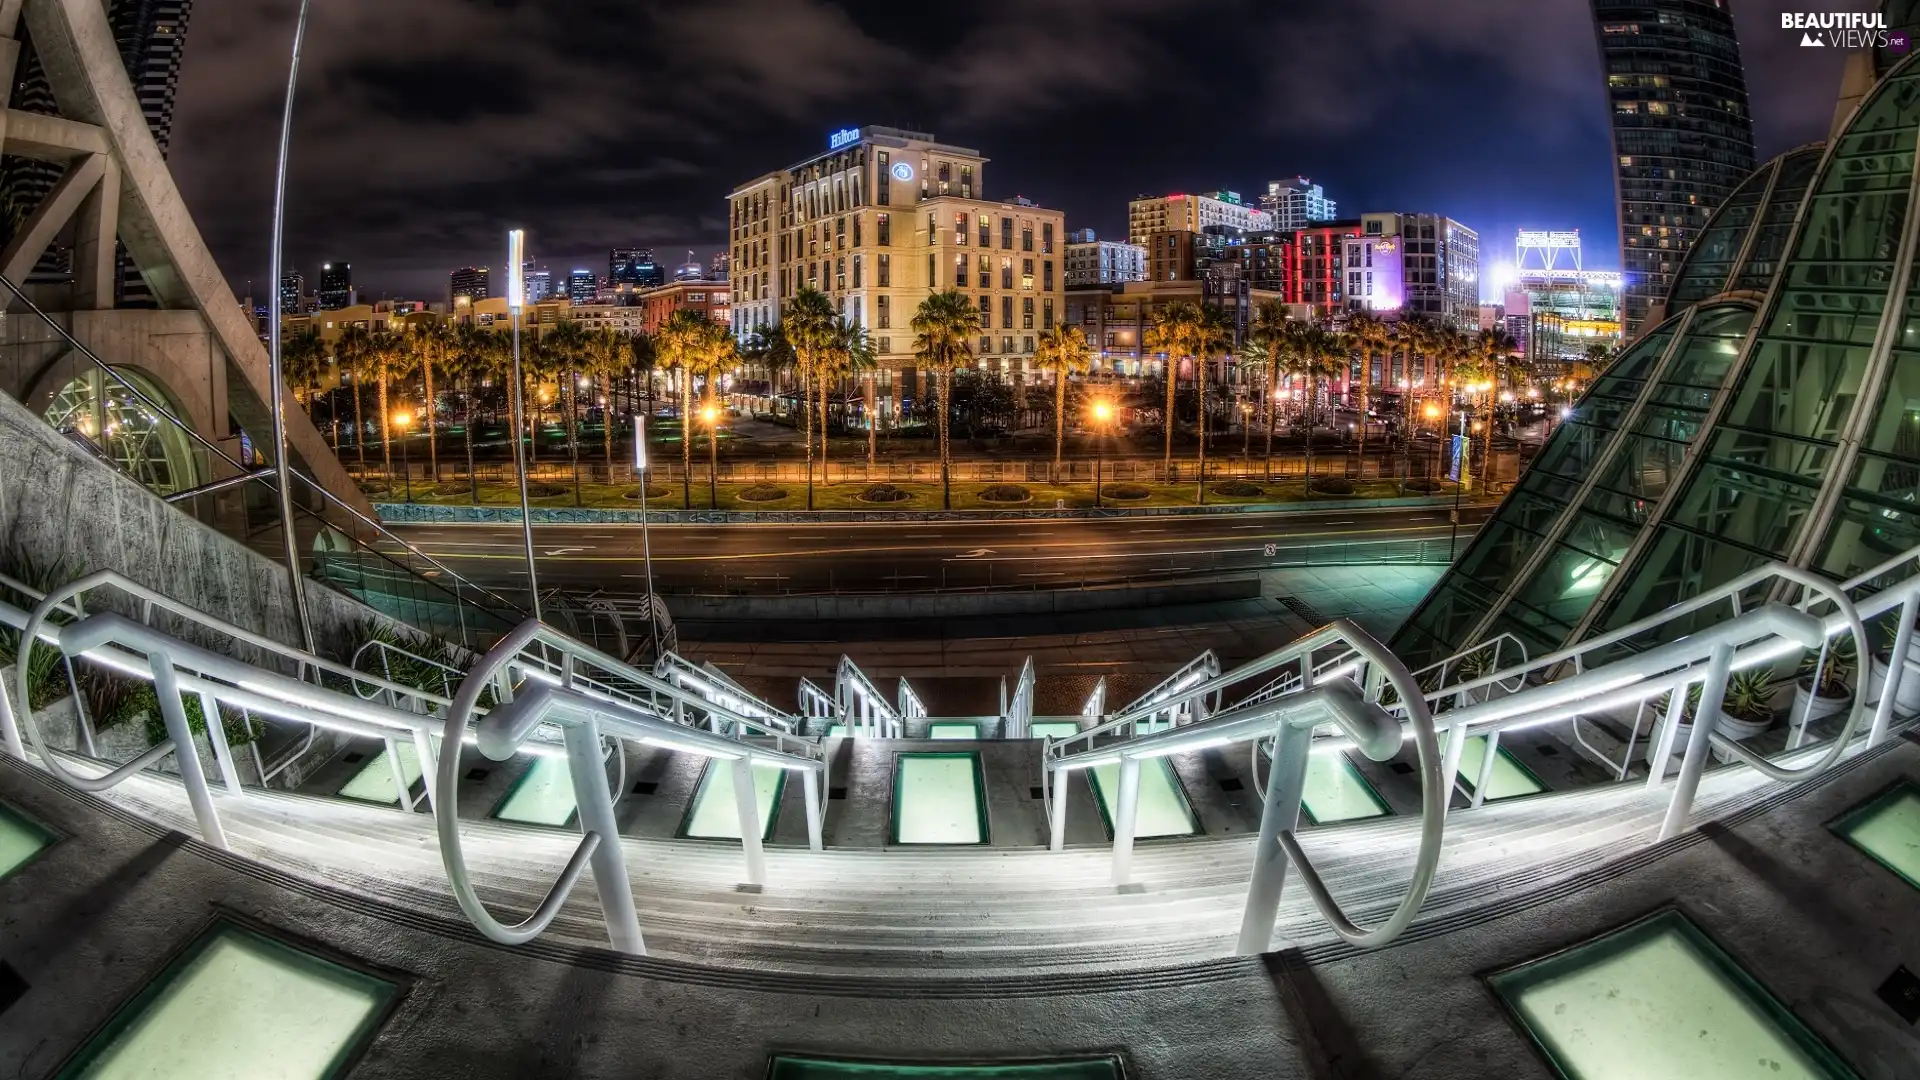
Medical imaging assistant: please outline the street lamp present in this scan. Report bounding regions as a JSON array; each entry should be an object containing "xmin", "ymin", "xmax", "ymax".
[
  {"xmin": 702, "ymin": 401, "xmax": 721, "ymax": 510},
  {"xmin": 393, "ymin": 410, "xmax": 414, "ymax": 502},
  {"xmin": 1091, "ymin": 400, "xmax": 1113, "ymax": 508}
]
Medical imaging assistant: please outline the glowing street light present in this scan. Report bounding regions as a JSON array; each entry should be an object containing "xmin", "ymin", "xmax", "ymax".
[
  {"xmin": 1090, "ymin": 399, "xmax": 1114, "ymax": 507},
  {"xmin": 392, "ymin": 409, "xmax": 415, "ymax": 502},
  {"xmin": 702, "ymin": 401, "xmax": 722, "ymax": 510}
]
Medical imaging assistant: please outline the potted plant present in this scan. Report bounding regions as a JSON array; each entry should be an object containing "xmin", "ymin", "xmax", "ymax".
[
  {"xmin": 1866, "ymin": 610, "xmax": 1920, "ymax": 716},
  {"xmin": 1792, "ymin": 636, "xmax": 1854, "ymax": 726},
  {"xmin": 1644, "ymin": 669, "xmax": 1776, "ymax": 767}
]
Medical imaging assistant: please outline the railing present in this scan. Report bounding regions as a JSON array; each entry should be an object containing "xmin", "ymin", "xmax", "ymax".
[
  {"xmin": 436, "ymin": 619, "xmax": 827, "ymax": 955},
  {"xmin": 1004, "ymin": 657, "xmax": 1037, "ymax": 739},
  {"xmin": 653, "ymin": 652, "xmax": 796, "ymax": 733},
  {"xmin": 835, "ymin": 656, "xmax": 902, "ymax": 738},
  {"xmin": 898, "ymin": 678, "xmax": 928, "ymax": 721},
  {"xmin": 1044, "ymin": 620, "xmax": 1445, "ymax": 955},
  {"xmin": 1080, "ymin": 677, "xmax": 1107, "ymax": 720}
]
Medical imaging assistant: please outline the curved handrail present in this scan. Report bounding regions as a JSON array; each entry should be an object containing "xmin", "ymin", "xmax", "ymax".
[
  {"xmin": 349, "ymin": 636, "xmax": 462, "ymax": 704},
  {"xmin": 435, "ymin": 620, "xmax": 600, "ymax": 945}
]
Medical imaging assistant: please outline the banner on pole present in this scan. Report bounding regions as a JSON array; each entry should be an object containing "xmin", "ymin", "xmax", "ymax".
[
  {"xmin": 1449, "ymin": 434, "xmax": 1467, "ymax": 484},
  {"xmin": 634, "ymin": 415, "xmax": 647, "ymax": 471}
]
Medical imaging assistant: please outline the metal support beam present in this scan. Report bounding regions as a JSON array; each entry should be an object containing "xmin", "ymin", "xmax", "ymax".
[
  {"xmin": 1236, "ymin": 718, "xmax": 1313, "ymax": 956},
  {"xmin": 732, "ymin": 756, "xmax": 766, "ymax": 887},
  {"xmin": 1109, "ymin": 756, "xmax": 1142, "ymax": 887}
]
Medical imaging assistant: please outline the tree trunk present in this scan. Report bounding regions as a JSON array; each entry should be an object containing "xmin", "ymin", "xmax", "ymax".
[
  {"xmin": 819, "ymin": 374, "xmax": 830, "ymax": 492},
  {"xmin": 464, "ymin": 377, "xmax": 478, "ymax": 504},
  {"xmin": 1355, "ymin": 348, "xmax": 1369, "ymax": 483},
  {"xmin": 681, "ymin": 369, "xmax": 693, "ymax": 508},
  {"xmin": 801, "ymin": 365, "xmax": 814, "ymax": 510},
  {"xmin": 938, "ymin": 365, "xmax": 952, "ymax": 510},
  {"xmin": 423, "ymin": 356, "xmax": 439, "ymax": 483},
  {"xmin": 1264, "ymin": 361, "xmax": 1277, "ymax": 481},
  {"xmin": 351, "ymin": 381, "xmax": 366, "ymax": 470},
  {"xmin": 568, "ymin": 368, "xmax": 581, "ymax": 507},
  {"xmin": 865, "ymin": 373, "xmax": 877, "ymax": 471},
  {"xmin": 525, "ymin": 371, "xmax": 538, "ymax": 468},
  {"xmin": 1053, "ymin": 369, "xmax": 1066, "ymax": 484},
  {"xmin": 1162, "ymin": 358, "xmax": 1177, "ymax": 479},
  {"xmin": 377, "ymin": 377, "xmax": 392, "ymax": 483},
  {"xmin": 1304, "ymin": 377, "xmax": 1316, "ymax": 490},
  {"xmin": 1194, "ymin": 354, "xmax": 1208, "ymax": 503}
]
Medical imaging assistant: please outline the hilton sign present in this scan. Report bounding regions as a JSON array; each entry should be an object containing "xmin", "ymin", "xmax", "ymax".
[{"xmin": 828, "ymin": 127, "xmax": 861, "ymax": 150}]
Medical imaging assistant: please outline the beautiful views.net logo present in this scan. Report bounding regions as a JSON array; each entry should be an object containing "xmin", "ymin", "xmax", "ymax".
[{"xmin": 1782, "ymin": 11, "xmax": 1907, "ymax": 52}]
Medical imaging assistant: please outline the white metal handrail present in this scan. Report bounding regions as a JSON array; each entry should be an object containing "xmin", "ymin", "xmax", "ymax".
[
  {"xmin": 436, "ymin": 619, "xmax": 827, "ymax": 955},
  {"xmin": 835, "ymin": 656, "xmax": 902, "ymax": 738},
  {"xmin": 1046, "ymin": 620, "xmax": 1445, "ymax": 954},
  {"xmin": 898, "ymin": 678, "xmax": 928, "ymax": 720},
  {"xmin": 653, "ymin": 652, "xmax": 796, "ymax": 733},
  {"xmin": 1004, "ymin": 657, "xmax": 1037, "ymax": 739}
]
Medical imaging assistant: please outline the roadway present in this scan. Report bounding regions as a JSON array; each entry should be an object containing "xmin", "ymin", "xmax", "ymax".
[{"xmin": 381, "ymin": 502, "xmax": 1496, "ymax": 599}]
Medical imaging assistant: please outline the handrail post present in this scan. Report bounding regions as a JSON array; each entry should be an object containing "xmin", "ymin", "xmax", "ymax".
[
  {"xmin": 412, "ymin": 728, "xmax": 438, "ymax": 811},
  {"xmin": 385, "ymin": 736, "xmax": 414, "ymax": 812},
  {"xmin": 1659, "ymin": 642, "xmax": 1733, "ymax": 843},
  {"xmin": 1645, "ymin": 677, "xmax": 1687, "ymax": 788},
  {"xmin": 561, "ymin": 713, "xmax": 645, "ymax": 954},
  {"xmin": 1871, "ymin": 597, "xmax": 1914, "ymax": 747},
  {"xmin": 197, "ymin": 690, "xmax": 244, "ymax": 795},
  {"xmin": 731, "ymin": 757, "xmax": 766, "ymax": 886},
  {"xmin": 1109, "ymin": 756, "xmax": 1143, "ymax": 887},
  {"xmin": 1048, "ymin": 764, "xmax": 1070, "ymax": 852},
  {"xmin": 149, "ymin": 650, "xmax": 228, "ymax": 850},
  {"xmin": 1439, "ymin": 721, "xmax": 1467, "ymax": 815},
  {"xmin": 802, "ymin": 768, "xmax": 824, "ymax": 852},
  {"xmin": 1236, "ymin": 718, "xmax": 1312, "ymax": 956},
  {"xmin": 1470, "ymin": 729, "xmax": 1499, "ymax": 809},
  {"xmin": 0, "ymin": 675, "xmax": 23, "ymax": 759}
]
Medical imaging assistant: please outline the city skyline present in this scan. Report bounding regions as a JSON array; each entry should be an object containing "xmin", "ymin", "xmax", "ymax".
[{"xmin": 169, "ymin": 0, "xmax": 1859, "ymax": 305}]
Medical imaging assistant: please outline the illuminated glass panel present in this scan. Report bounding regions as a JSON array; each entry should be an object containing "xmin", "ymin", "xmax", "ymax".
[
  {"xmin": 491, "ymin": 755, "xmax": 578, "ymax": 827},
  {"xmin": 1489, "ymin": 910, "xmax": 1858, "ymax": 1080},
  {"xmin": 1030, "ymin": 721, "xmax": 1081, "ymax": 740},
  {"xmin": 335, "ymin": 742, "xmax": 421, "ymax": 806},
  {"xmin": 928, "ymin": 722, "xmax": 981, "ymax": 740},
  {"xmin": 57, "ymin": 921, "xmax": 395, "ymax": 1080},
  {"xmin": 891, "ymin": 753, "xmax": 987, "ymax": 844},
  {"xmin": 1300, "ymin": 751, "xmax": 1390, "ymax": 824},
  {"xmin": 0, "ymin": 800, "xmax": 53, "ymax": 881},
  {"xmin": 1087, "ymin": 758, "xmax": 1200, "ymax": 838},
  {"xmin": 1830, "ymin": 780, "xmax": 1920, "ymax": 890},
  {"xmin": 767, "ymin": 1057, "xmax": 1124, "ymax": 1080},
  {"xmin": 680, "ymin": 761, "xmax": 784, "ymax": 841}
]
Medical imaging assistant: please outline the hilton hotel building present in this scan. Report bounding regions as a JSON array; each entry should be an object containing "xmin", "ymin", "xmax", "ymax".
[{"xmin": 728, "ymin": 126, "xmax": 1066, "ymax": 421}]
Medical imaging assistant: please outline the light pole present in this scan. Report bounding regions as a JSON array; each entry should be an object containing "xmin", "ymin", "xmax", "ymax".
[
  {"xmin": 394, "ymin": 411, "xmax": 413, "ymax": 502},
  {"xmin": 266, "ymin": 0, "xmax": 316, "ymax": 652},
  {"xmin": 506, "ymin": 230, "xmax": 541, "ymax": 619},
  {"xmin": 702, "ymin": 401, "xmax": 720, "ymax": 510},
  {"xmin": 1091, "ymin": 400, "xmax": 1112, "ymax": 509}
]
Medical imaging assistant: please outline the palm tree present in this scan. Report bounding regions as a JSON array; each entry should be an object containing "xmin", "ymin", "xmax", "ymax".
[
  {"xmin": 1247, "ymin": 299, "xmax": 1289, "ymax": 478},
  {"xmin": 1282, "ymin": 322, "xmax": 1342, "ymax": 489},
  {"xmin": 781, "ymin": 288, "xmax": 838, "ymax": 510},
  {"xmin": 1146, "ymin": 301, "xmax": 1204, "ymax": 478},
  {"xmin": 449, "ymin": 323, "xmax": 497, "ymax": 503},
  {"xmin": 365, "ymin": 326, "xmax": 408, "ymax": 483},
  {"xmin": 1034, "ymin": 325, "xmax": 1093, "ymax": 483},
  {"xmin": 334, "ymin": 324, "xmax": 372, "ymax": 470},
  {"xmin": 282, "ymin": 325, "xmax": 327, "ymax": 434},
  {"xmin": 824, "ymin": 319, "xmax": 879, "ymax": 470},
  {"xmin": 1345, "ymin": 311, "xmax": 1389, "ymax": 478},
  {"xmin": 911, "ymin": 290, "xmax": 981, "ymax": 509},
  {"xmin": 1473, "ymin": 326, "xmax": 1517, "ymax": 494},
  {"xmin": 1192, "ymin": 305, "xmax": 1233, "ymax": 502},
  {"xmin": 405, "ymin": 320, "xmax": 450, "ymax": 484},
  {"xmin": 657, "ymin": 309, "xmax": 714, "ymax": 507},
  {"xmin": 540, "ymin": 319, "xmax": 589, "ymax": 504},
  {"xmin": 582, "ymin": 325, "xmax": 630, "ymax": 474}
]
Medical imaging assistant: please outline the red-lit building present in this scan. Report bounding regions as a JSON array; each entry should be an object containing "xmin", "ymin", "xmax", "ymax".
[
  {"xmin": 635, "ymin": 280, "xmax": 732, "ymax": 334},
  {"xmin": 1283, "ymin": 221, "xmax": 1361, "ymax": 316}
]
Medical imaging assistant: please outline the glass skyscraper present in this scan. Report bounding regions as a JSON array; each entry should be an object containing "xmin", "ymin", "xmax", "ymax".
[{"xmin": 1591, "ymin": 1, "xmax": 1756, "ymax": 341}]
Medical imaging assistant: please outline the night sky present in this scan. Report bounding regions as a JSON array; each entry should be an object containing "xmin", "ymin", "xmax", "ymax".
[{"xmin": 171, "ymin": 0, "xmax": 1869, "ymax": 306}]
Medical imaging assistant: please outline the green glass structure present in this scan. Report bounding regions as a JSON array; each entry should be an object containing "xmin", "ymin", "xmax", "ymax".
[{"xmin": 1398, "ymin": 56, "xmax": 1920, "ymax": 666}]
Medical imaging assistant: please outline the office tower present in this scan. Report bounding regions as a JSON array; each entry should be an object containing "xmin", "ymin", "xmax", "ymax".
[
  {"xmin": 317, "ymin": 262, "xmax": 352, "ymax": 310},
  {"xmin": 1591, "ymin": 1, "xmax": 1756, "ymax": 339},
  {"xmin": 568, "ymin": 268, "xmax": 597, "ymax": 304},
  {"xmin": 449, "ymin": 266, "xmax": 491, "ymax": 305},
  {"xmin": 1260, "ymin": 177, "xmax": 1338, "ymax": 231}
]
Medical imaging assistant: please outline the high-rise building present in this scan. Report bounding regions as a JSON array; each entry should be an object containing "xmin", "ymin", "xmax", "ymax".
[
  {"xmin": 449, "ymin": 266, "xmax": 491, "ymax": 306},
  {"xmin": 1127, "ymin": 191, "xmax": 1272, "ymax": 247},
  {"xmin": 523, "ymin": 264, "xmax": 553, "ymax": 303},
  {"xmin": 278, "ymin": 271, "xmax": 304, "ymax": 315},
  {"xmin": 1064, "ymin": 231, "xmax": 1145, "ymax": 287},
  {"xmin": 567, "ymin": 268, "xmax": 597, "ymax": 305},
  {"xmin": 0, "ymin": 0, "xmax": 194, "ymax": 300},
  {"xmin": 707, "ymin": 252, "xmax": 731, "ymax": 282},
  {"xmin": 1261, "ymin": 177, "xmax": 1338, "ymax": 232},
  {"xmin": 317, "ymin": 262, "xmax": 352, "ymax": 310},
  {"xmin": 728, "ymin": 125, "xmax": 1066, "ymax": 422},
  {"xmin": 1356, "ymin": 213, "xmax": 1480, "ymax": 329},
  {"xmin": 1283, "ymin": 222, "xmax": 1362, "ymax": 315},
  {"xmin": 1591, "ymin": 0, "xmax": 1756, "ymax": 339},
  {"xmin": 609, "ymin": 248, "xmax": 664, "ymax": 290},
  {"xmin": 673, "ymin": 251, "xmax": 704, "ymax": 282}
]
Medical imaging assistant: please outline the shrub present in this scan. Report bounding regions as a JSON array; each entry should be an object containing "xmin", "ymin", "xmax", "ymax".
[
  {"xmin": 1402, "ymin": 477, "xmax": 1442, "ymax": 494},
  {"xmin": 139, "ymin": 688, "xmax": 265, "ymax": 748},
  {"xmin": 1210, "ymin": 480, "xmax": 1264, "ymax": 498},
  {"xmin": 431, "ymin": 483, "xmax": 471, "ymax": 497},
  {"xmin": 858, "ymin": 484, "xmax": 912, "ymax": 503},
  {"xmin": 0, "ymin": 547, "xmax": 77, "ymax": 710},
  {"xmin": 620, "ymin": 485, "xmax": 671, "ymax": 501},
  {"xmin": 1104, "ymin": 483, "xmax": 1152, "ymax": 501},
  {"xmin": 979, "ymin": 484, "xmax": 1031, "ymax": 503},
  {"xmin": 525, "ymin": 483, "xmax": 567, "ymax": 498},
  {"xmin": 1310, "ymin": 477, "xmax": 1355, "ymax": 496},
  {"xmin": 739, "ymin": 484, "xmax": 788, "ymax": 503}
]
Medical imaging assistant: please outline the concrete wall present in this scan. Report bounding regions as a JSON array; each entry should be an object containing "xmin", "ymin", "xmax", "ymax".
[
  {"xmin": 0, "ymin": 386, "xmax": 436, "ymax": 786},
  {"xmin": 674, "ymin": 576, "xmax": 1262, "ymax": 622}
]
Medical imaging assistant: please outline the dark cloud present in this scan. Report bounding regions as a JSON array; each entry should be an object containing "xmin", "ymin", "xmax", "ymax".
[{"xmin": 168, "ymin": 0, "xmax": 1868, "ymax": 303}]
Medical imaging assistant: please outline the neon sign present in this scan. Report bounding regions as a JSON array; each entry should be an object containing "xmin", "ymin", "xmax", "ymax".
[
  {"xmin": 890, "ymin": 162, "xmax": 914, "ymax": 182},
  {"xmin": 829, "ymin": 127, "xmax": 861, "ymax": 149}
]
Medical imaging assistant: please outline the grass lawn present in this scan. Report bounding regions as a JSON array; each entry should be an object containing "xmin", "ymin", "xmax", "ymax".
[{"xmin": 371, "ymin": 476, "xmax": 1460, "ymax": 513}]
